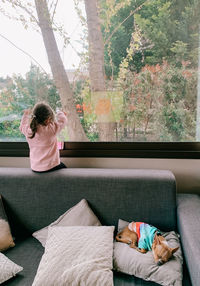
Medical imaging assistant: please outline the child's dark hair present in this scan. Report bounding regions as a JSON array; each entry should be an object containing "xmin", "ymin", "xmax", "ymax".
[{"xmin": 29, "ymin": 102, "xmax": 55, "ymax": 139}]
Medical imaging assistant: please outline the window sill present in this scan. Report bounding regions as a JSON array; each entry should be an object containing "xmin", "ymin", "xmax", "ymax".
[{"xmin": 1, "ymin": 142, "xmax": 200, "ymax": 159}]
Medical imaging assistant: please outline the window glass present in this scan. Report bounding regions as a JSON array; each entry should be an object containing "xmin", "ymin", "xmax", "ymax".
[{"xmin": 0, "ymin": 0, "xmax": 199, "ymax": 142}]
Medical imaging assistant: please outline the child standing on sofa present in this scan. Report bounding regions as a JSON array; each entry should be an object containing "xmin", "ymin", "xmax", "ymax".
[{"xmin": 20, "ymin": 102, "xmax": 67, "ymax": 173}]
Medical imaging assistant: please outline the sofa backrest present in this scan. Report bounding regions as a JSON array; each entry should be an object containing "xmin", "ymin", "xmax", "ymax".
[{"xmin": 0, "ymin": 168, "xmax": 177, "ymax": 238}]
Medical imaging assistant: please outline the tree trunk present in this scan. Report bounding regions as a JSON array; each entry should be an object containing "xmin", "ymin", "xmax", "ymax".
[
  {"xmin": 84, "ymin": 0, "xmax": 115, "ymax": 141},
  {"xmin": 35, "ymin": 0, "xmax": 88, "ymax": 141},
  {"xmin": 196, "ymin": 26, "xmax": 200, "ymax": 140}
]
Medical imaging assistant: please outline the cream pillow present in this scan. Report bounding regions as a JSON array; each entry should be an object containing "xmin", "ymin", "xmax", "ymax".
[
  {"xmin": 0, "ymin": 195, "xmax": 15, "ymax": 251},
  {"xmin": 32, "ymin": 199, "xmax": 101, "ymax": 247},
  {"xmin": 0, "ymin": 253, "xmax": 23, "ymax": 284},
  {"xmin": 32, "ymin": 226, "xmax": 114, "ymax": 286}
]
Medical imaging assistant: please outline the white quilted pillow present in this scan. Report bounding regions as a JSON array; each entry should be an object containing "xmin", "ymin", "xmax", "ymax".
[
  {"xmin": 0, "ymin": 253, "xmax": 23, "ymax": 284},
  {"xmin": 32, "ymin": 226, "xmax": 114, "ymax": 286}
]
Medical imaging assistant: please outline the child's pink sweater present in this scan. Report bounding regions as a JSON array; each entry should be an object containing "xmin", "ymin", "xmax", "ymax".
[{"xmin": 20, "ymin": 111, "xmax": 67, "ymax": 172}]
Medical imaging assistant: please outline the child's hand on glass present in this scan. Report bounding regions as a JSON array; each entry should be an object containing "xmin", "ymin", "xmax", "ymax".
[{"xmin": 56, "ymin": 108, "xmax": 67, "ymax": 117}]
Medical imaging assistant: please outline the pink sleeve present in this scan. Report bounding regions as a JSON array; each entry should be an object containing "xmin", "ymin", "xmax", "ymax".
[
  {"xmin": 54, "ymin": 111, "xmax": 67, "ymax": 134},
  {"xmin": 19, "ymin": 114, "xmax": 30, "ymax": 136}
]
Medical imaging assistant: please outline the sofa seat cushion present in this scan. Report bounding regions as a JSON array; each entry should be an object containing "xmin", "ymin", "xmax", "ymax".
[
  {"xmin": 2, "ymin": 237, "xmax": 44, "ymax": 286},
  {"xmin": 1, "ymin": 234, "xmax": 192, "ymax": 286},
  {"xmin": 2, "ymin": 236, "xmax": 162, "ymax": 286}
]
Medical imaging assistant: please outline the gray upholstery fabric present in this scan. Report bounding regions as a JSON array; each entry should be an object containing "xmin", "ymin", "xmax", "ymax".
[
  {"xmin": 1, "ymin": 237, "xmax": 161, "ymax": 286},
  {"xmin": 1, "ymin": 237, "xmax": 163, "ymax": 286},
  {"xmin": 2, "ymin": 238, "xmax": 191, "ymax": 286},
  {"xmin": 0, "ymin": 168, "xmax": 177, "ymax": 239},
  {"xmin": 177, "ymin": 194, "xmax": 200, "ymax": 286},
  {"xmin": 0, "ymin": 167, "xmax": 192, "ymax": 286}
]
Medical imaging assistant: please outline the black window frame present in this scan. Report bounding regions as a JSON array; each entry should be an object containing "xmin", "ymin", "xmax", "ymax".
[{"xmin": 1, "ymin": 142, "xmax": 200, "ymax": 159}]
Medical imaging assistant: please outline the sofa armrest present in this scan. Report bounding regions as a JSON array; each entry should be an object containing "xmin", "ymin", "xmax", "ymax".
[{"xmin": 177, "ymin": 194, "xmax": 200, "ymax": 286}]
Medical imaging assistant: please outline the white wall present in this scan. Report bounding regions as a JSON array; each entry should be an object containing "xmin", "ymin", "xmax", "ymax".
[{"xmin": 0, "ymin": 157, "xmax": 200, "ymax": 194}]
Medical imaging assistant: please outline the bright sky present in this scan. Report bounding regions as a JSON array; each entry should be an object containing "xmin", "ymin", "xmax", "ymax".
[{"xmin": 0, "ymin": 0, "xmax": 85, "ymax": 78}]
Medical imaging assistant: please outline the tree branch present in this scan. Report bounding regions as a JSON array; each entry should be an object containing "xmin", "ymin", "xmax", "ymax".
[
  {"xmin": 51, "ymin": 0, "xmax": 59, "ymax": 22},
  {"xmin": 0, "ymin": 33, "xmax": 47, "ymax": 74},
  {"xmin": 14, "ymin": 0, "xmax": 39, "ymax": 25},
  {"xmin": 104, "ymin": 0, "xmax": 149, "ymax": 46}
]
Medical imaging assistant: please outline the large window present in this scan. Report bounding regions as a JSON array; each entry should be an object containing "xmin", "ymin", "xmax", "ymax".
[{"xmin": 0, "ymin": 0, "xmax": 199, "ymax": 146}]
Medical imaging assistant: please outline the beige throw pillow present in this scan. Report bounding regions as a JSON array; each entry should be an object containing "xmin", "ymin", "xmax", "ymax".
[
  {"xmin": 32, "ymin": 199, "xmax": 101, "ymax": 247},
  {"xmin": 0, "ymin": 195, "xmax": 15, "ymax": 251}
]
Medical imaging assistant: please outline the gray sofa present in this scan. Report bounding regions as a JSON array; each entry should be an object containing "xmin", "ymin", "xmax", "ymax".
[{"xmin": 0, "ymin": 167, "xmax": 198, "ymax": 285}]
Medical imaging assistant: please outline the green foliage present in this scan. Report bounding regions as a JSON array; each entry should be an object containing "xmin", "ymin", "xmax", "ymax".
[
  {"xmin": 98, "ymin": 0, "xmax": 199, "ymax": 141},
  {"xmin": 0, "ymin": 64, "xmax": 60, "ymax": 141},
  {"xmin": 100, "ymin": 0, "xmax": 136, "ymax": 77},
  {"xmin": 100, "ymin": 0, "xmax": 199, "ymax": 75},
  {"xmin": 118, "ymin": 60, "xmax": 197, "ymax": 141},
  {"xmin": 134, "ymin": 0, "xmax": 199, "ymax": 67}
]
